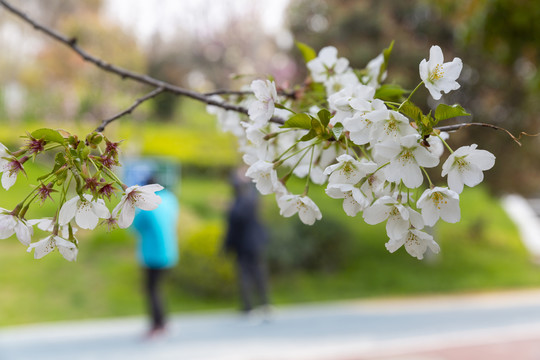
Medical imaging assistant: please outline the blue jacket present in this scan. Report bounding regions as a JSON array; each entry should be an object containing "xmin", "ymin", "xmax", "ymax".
[{"xmin": 132, "ymin": 189, "xmax": 179, "ymax": 269}]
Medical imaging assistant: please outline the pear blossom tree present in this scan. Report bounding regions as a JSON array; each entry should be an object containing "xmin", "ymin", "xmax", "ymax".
[{"xmin": 0, "ymin": 1, "xmax": 522, "ymax": 261}]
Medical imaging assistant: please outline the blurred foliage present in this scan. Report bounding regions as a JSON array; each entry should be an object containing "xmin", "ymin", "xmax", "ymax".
[
  {"xmin": 170, "ymin": 222, "xmax": 237, "ymax": 299},
  {"xmin": 0, "ymin": 99, "xmax": 239, "ymax": 171},
  {"xmin": 0, "ymin": 0, "xmax": 148, "ymax": 125},
  {"xmin": 0, "ymin": 162, "xmax": 538, "ymax": 326},
  {"xmin": 266, "ymin": 214, "xmax": 355, "ymax": 274},
  {"xmin": 286, "ymin": 0, "xmax": 540, "ymax": 194}
]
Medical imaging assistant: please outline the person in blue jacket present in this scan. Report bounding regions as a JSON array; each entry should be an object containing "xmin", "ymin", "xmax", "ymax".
[{"xmin": 132, "ymin": 180, "xmax": 179, "ymax": 338}]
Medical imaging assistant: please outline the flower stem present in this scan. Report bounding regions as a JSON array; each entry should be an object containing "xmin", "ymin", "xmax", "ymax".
[
  {"xmin": 277, "ymin": 140, "xmax": 321, "ymax": 164},
  {"xmin": 357, "ymin": 145, "xmax": 372, "ymax": 161},
  {"xmin": 421, "ymin": 167, "xmax": 434, "ymax": 188},
  {"xmin": 279, "ymin": 145, "xmax": 311, "ymax": 184},
  {"xmin": 436, "ymin": 133, "xmax": 454, "ymax": 154},
  {"xmin": 101, "ymin": 165, "xmax": 124, "ymax": 187},
  {"xmin": 303, "ymin": 146, "xmax": 315, "ymax": 196},
  {"xmin": 399, "ymin": 81, "xmax": 424, "ymax": 109}
]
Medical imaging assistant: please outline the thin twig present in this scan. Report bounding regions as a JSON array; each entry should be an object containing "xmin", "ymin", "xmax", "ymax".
[
  {"xmin": 204, "ymin": 90, "xmax": 252, "ymax": 97},
  {"xmin": 435, "ymin": 122, "xmax": 524, "ymax": 146},
  {"xmin": 0, "ymin": 0, "xmax": 261, "ymax": 126},
  {"xmin": 204, "ymin": 89, "xmax": 296, "ymax": 98},
  {"xmin": 95, "ymin": 87, "xmax": 165, "ymax": 132}
]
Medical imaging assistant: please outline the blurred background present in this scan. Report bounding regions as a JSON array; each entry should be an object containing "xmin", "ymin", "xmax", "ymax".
[{"xmin": 1, "ymin": 0, "xmax": 540, "ymax": 356}]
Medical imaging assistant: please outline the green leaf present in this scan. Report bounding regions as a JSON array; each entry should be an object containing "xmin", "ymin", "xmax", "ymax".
[
  {"xmin": 332, "ymin": 122, "xmax": 344, "ymax": 140},
  {"xmin": 375, "ymin": 84, "xmax": 408, "ymax": 102},
  {"xmin": 282, "ymin": 113, "xmax": 312, "ymax": 129},
  {"xmin": 311, "ymin": 117, "xmax": 325, "ymax": 135},
  {"xmin": 300, "ymin": 129, "xmax": 317, "ymax": 142},
  {"xmin": 54, "ymin": 152, "xmax": 66, "ymax": 166},
  {"xmin": 31, "ymin": 128, "xmax": 65, "ymax": 144},
  {"xmin": 379, "ymin": 40, "xmax": 394, "ymax": 83},
  {"xmin": 399, "ymin": 100, "xmax": 423, "ymax": 122},
  {"xmin": 275, "ymin": 103, "xmax": 295, "ymax": 114},
  {"xmin": 434, "ymin": 104, "xmax": 471, "ymax": 122},
  {"xmin": 80, "ymin": 147, "xmax": 90, "ymax": 160},
  {"xmin": 296, "ymin": 41, "xmax": 317, "ymax": 63},
  {"xmin": 317, "ymin": 109, "xmax": 332, "ymax": 127}
]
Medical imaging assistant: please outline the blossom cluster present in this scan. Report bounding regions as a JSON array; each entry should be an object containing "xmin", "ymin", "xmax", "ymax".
[
  {"xmin": 0, "ymin": 130, "xmax": 163, "ymax": 261},
  {"xmin": 207, "ymin": 44, "xmax": 495, "ymax": 260}
]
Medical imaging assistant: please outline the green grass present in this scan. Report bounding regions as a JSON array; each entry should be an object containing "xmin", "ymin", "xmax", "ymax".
[
  {"xmin": 267, "ymin": 184, "xmax": 540, "ymax": 304},
  {"xmin": 1, "ymin": 163, "xmax": 539, "ymax": 327},
  {"xmin": 0, "ymin": 99, "xmax": 239, "ymax": 168}
]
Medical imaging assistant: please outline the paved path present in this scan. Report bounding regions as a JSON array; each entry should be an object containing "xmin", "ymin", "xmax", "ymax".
[{"xmin": 3, "ymin": 289, "xmax": 540, "ymax": 360}]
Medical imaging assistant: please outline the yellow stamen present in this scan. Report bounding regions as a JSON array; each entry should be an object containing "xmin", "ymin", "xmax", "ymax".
[{"xmin": 429, "ymin": 64, "xmax": 444, "ymax": 81}]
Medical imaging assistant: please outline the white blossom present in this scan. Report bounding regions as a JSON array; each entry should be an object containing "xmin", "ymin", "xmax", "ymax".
[
  {"xmin": 324, "ymin": 71, "xmax": 359, "ymax": 96},
  {"xmin": 307, "ymin": 46, "xmax": 350, "ymax": 83},
  {"xmin": 324, "ymin": 154, "xmax": 377, "ymax": 185},
  {"xmin": 385, "ymin": 228, "xmax": 440, "ymax": 260},
  {"xmin": 277, "ymin": 194, "xmax": 322, "ymax": 225},
  {"xmin": 0, "ymin": 208, "xmax": 33, "ymax": 245},
  {"xmin": 112, "ymin": 184, "xmax": 164, "ymax": 229},
  {"xmin": 374, "ymin": 134, "xmax": 439, "ymax": 188},
  {"xmin": 419, "ymin": 45, "xmax": 463, "ymax": 100},
  {"xmin": 371, "ymin": 110, "xmax": 417, "ymax": 143},
  {"xmin": 359, "ymin": 170, "xmax": 389, "ymax": 202},
  {"xmin": 27, "ymin": 234, "xmax": 78, "ymax": 261},
  {"xmin": 343, "ymin": 99, "xmax": 387, "ymax": 145},
  {"xmin": 248, "ymin": 79, "xmax": 278, "ymax": 124},
  {"xmin": 363, "ymin": 196, "xmax": 419, "ymax": 239},
  {"xmin": 245, "ymin": 160, "xmax": 280, "ymax": 195},
  {"xmin": 328, "ymin": 84, "xmax": 375, "ymax": 125},
  {"xmin": 441, "ymin": 144, "xmax": 496, "ymax": 194},
  {"xmin": 59, "ymin": 194, "xmax": 111, "ymax": 230},
  {"xmin": 424, "ymin": 132, "xmax": 449, "ymax": 158},
  {"xmin": 326, "ymin": 183, "xmax": 370, "ymax": 216},
  {"xmin": 0, "ymin": 144, "xmax": 23, "ymax": 190},
  {"xmin": 417, "ymin": 187, "xmax": 460, "ymax": 226},
  {"xmin": 364, "ymin": 53, "xmax": 387, "ymax": 87},
  {"xmin": 28, "ymin": 218, "xmax": 76, "ymax": 239}
]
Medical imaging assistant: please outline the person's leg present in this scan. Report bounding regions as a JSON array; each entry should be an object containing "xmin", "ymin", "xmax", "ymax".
[
  {"xmin": 251, "ymin": 252, "xmax": 269, "ymax": 307},
  {"xmin": 144, "ymin": 267, "xmax": 166, "ymax": 331},
  {"xmin": 237, "ymin": 255, "xmax": 253, "ymax": 313}
]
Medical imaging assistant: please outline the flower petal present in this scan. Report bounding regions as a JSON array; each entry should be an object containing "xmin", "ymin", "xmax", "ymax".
[
  {"xmin": 59, "ymin": 197, "xmax": 80, "ymax": 225},
  {"xmin": 117, "ymin": 202, "xmax": 136, "ymax": 229},
  {"xmin": 28, "ymin": 236, "xmax": 55, "ymax": 259},
  {"xmin": 75, "ymin": 201, "xmax": 99, "ymax": 230}
]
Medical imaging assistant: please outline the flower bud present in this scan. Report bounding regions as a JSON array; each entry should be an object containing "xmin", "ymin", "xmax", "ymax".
[{"xmin": 86, "ymin": 133, "xmax": 103, "ymax": 149}]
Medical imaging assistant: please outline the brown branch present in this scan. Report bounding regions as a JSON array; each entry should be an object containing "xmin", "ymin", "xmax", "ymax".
[
  {"xmin": 95, "ymin": 87, "xmax": 165, "ymax": 133},
  {"xmin": 0, "ymin": 0, "xmax": 260, "ymax": 127},
  {"xmin": 204, "ymin": 90, "xmax": 252, "ymax": 97},
  {"xmin": 435, "ymin": 122, "xmax": 524, "ymax": 146},
  {"xmin": 205, "ymin": 89, "xmax": 297, "ymax": 99}
]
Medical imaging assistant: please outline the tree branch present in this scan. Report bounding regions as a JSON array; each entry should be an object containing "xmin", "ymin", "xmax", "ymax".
[
  {"xmin": 0, "ymin": 0, "xmax": 257, "ymax": 128},
  {"xmin": 204, "ymin": 90, "xmax": 253, "ymax": 97},
  {"xmin": 4, "ymin": 0, "xmax": 513, "ymax": 139},
  {"xmin": 435, "ymin": 122, "xmax": 524, "ymax": 146},
  {"xmin": 94, "ymin": 87, "xmax": 165, "ymax": 133}
]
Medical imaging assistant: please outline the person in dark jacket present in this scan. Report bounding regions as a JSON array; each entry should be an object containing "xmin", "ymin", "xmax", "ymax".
[{"xmin": 224, "ymin": 167, "xmax": 270, "ymax": 315}]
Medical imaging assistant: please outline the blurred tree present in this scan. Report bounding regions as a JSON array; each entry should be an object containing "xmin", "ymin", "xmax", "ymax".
[
  {"xmin": 286, "ymin": 0, "xmax": 540, "ymax": 194},
  {"xmin": 0, "ymin": 0, "xmax": 147, "ymax": 125}
]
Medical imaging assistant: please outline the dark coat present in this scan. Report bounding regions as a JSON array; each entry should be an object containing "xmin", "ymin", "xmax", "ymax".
[{"xmin": 224, "ymin": 174, "xmax": 267, "ymax": 257}]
